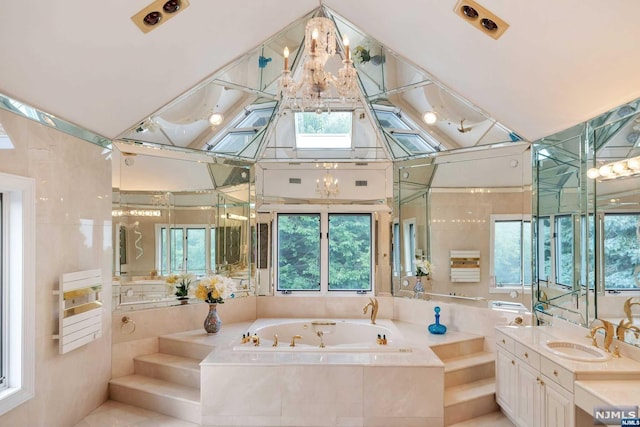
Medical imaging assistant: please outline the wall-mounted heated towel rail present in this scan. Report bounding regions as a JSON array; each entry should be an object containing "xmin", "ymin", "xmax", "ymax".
[
  {"xmin": 53, "ymin": 269, "xmax": 103, "ymax": 354},
  {"xmin": 450, "ymin": 250, "xmax": 481, "ymax": 282}
]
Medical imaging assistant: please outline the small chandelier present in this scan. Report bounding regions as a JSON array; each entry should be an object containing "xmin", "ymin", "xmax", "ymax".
[
  {"xmin": 278, "ymin": 16, "xmax": 359, "ymax": 112},
  {"xmin": 316, "ymin": 162, "xmax": 339, "ymax": 197}
]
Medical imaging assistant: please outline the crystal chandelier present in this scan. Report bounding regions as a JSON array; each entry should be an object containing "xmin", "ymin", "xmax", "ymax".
[
  {"xmin": 278, "ymin": 16, "xmax": 359, "ymax": 112},
  {"xmin": 316, "ymin": 162, "xmax": 340, "ymax": 197}
]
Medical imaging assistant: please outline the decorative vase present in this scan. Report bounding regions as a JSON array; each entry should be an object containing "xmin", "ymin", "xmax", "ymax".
[
  {"xmin": 413, "ymin": 276, "xmax": 425, "ymax": 297},
  {"xmin": 204, "ymin": 303, "xmax": 222, "ymax": 334},
  {"xmin": 428, "ymin": 306, "xmax": 447, "ymax": 335}
]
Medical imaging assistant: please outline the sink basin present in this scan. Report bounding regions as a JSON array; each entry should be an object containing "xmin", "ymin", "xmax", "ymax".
[{"xmin": 541, "ymin": 340, "xmax": 610, "ymax": 362}]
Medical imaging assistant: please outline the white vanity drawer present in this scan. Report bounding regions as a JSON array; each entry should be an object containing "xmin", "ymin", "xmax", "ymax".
[
  {"xmin": 515, "ymin": 341, "xmax": 540, "ymax": 370},
  {"xmin": 541, "ymin": 357, "xmax": 573, "ymax": 392},
  {"xmin": 496, "ymin": 331, "xmax": 515, "ymax": 353}
]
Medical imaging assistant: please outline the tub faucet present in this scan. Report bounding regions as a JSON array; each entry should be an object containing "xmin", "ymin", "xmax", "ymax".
[
  {"xmin": 272, "ymin": 334, "xmax": 278, "ymax": 347},
  {"xmin": 290, "ymin": 335, "xmax": 302, "ymax": 347},
  {"xmin": 363, "ymin": 297, "xmax": 379, "ymax": 325},
  {"xmin": 590, "ymin": 319, "xmax": 614, "ymax": 352},
  {"xmin": 317, "ymin": 331, "xmax": 325, "ymax": 348}
]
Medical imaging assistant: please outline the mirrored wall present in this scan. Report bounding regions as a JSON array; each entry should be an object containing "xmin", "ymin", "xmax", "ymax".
[
  {"xmin": 393, "ymin": 142, "xmax": 532, "ymax": 311},
  {"xmin": 533, "ymin": 97, "xmax": 640, "ymax": 348},
  {"xmin": 111, "ymin": 147, "xmax": 254, "ymax": 311}
]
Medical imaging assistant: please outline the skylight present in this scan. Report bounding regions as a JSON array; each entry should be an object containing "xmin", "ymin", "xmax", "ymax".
[{"xmin": 294, "ymin": 112, "xmax": 352, "ymax": 149}]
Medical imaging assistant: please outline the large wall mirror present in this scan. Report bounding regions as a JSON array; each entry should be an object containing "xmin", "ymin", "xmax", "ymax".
[
  {"xmin": 393, "ymin": 142, "xmax": 532, "ymax": 311},
  {"xmin": 111, "ymin": 144, "xmax": 253, "ymax": 312},
  {"xmin": 534, "ymin": 97, "xmax": 640, "ymax": 349}
]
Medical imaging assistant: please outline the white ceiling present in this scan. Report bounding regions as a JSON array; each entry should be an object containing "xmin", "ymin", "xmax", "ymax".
[{"xmin": 1, "ymin": 0, "xmax": 640, "ymax": 142}]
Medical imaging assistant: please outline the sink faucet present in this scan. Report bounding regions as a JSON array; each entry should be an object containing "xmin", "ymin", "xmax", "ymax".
[
  {"xmin": 623, "ymin": 297, "xmax": 640, "ymax": 323},
  {"xmin": 289, "ymin": 335, "xmax": 302, "ymax": 347},
  {"xmin": 362, "ymin": 297, "xmax": 379, "ymax": 324},
  {"xmin": 316, "ymin": 331, "xmax": 325, "ymax": 348},
  {"xmin": 616, "ymin": 320, "xmax": 640, "ymax": 341},
  {"xmin": 590, "ymin": 319, "xmax": 614, "ymax": 352}
]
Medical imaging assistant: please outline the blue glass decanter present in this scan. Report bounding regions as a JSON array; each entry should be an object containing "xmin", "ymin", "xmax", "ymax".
[{"xmin": 428, "ymin": 306, "xmax": 447, "ymax": 335}]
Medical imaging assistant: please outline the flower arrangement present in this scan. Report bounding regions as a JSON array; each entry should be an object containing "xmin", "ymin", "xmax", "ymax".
[
  {"xmin": 167, "ymin": 273, "xmax": 193, "ymax": 299},
  {"xmin": 353, "ymin": 46, "xmax": 385, "ymax": 65},
  {"xmin": 414, "ymin": 258, "xmax": 433, "ymax": 278},
  {"xmin": 195, "ymin": 275, "xmax": 233, "ymax": 304}
]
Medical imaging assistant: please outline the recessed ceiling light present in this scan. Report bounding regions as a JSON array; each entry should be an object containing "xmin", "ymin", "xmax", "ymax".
[
  {"xmin": 209, "ymin": 112, "xmax": 224, "ymax": 126},
  {"xmin": 131, "ymin": 0, "xmax": 190, "ymax": 34},
  {"xmin": 481, "ymin": 18, "xmax": 498, "ymax": 32},
  {"xmin": 163, "ymin": 0, "xmax": 181, "ymax": 13},
  {"xmin": 423, "ymin": 111, "xmax": 438, "ymax": 125}
]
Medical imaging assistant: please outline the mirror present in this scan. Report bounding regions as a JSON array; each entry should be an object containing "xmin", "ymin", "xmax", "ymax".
[
  {"xmin": 534, "ymin": 97, "xmax": 640, "ymax": 348},
  {"xmin": 112, "ymin": 146, "xmax": 254, "ymax": 311},
  {"xmin": 393, "ymin": 142, "xmax": 532, "ymax": 311}
]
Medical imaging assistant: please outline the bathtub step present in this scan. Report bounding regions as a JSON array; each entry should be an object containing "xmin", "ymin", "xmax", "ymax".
[
  {"xmin": 444, "ymin": 378, "xmax": 498, "ymax": 426},
  {"xmin": 134, "ymin": 353, "xmax": 201, "ymax": 389},
  {"xmin": 430, "ymin": 336, "xmax": 485, "ymax": 360},
  {"xmin": 444, "ymin": 351, "xmax": 496, "ymax": 388},
  {"xmin": 109, "ymin": 374, "xmax": 201, "ymax": 424},
  {"xmin": 158, "ymin": 335, "xmax": 214, "ymax": 360}
]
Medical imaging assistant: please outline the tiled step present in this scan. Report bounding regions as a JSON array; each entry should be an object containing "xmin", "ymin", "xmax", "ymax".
[
  {"xmin": 444, "ymin": 351, "xmax": 495, "ymax": 388},
  {"xmin": 110, "ymin": 374, "xmax": 201, "ymax": 424},
  {"xmin": 431, "ymin": 336, "xmax": 485, "ymax": 360},
  {"xmin": 134, "ymin": 353, "xmax": 201, "ymax": 388},
  {"xmin": 448, "ymin": 410, "xmax": 514, "ymax": 427},
  {"xmin": 444, "ymin": 378, "xmax": 498, "ymax": 426},
  {"xmin": 158, "ymin": 335, "xmax": 213, "ymax": 360}
]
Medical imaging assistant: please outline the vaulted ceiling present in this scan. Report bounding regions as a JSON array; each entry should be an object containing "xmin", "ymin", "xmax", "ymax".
[{"xmin": 1, "ymin": 1, "xmax": 640, "ymax": 151}]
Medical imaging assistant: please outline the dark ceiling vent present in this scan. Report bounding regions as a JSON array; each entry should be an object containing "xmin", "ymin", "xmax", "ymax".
[
  {"xmin": 454, "ymin": 0, "xmax": 509, "ymax": 40},
  {"xmin": 132, "ymin": 0, "xmax": 190, "ymax": 33},
  {"xmin": 289, "ymin": 178, "xmax": 302, "ymax": 184},
  {"xmin": 355, "ymin": 180, "xmax": 368, "ymax": 187}
]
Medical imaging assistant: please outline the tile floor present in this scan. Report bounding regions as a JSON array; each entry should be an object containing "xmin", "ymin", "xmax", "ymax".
[{"xmin": 74, "ymin": 400, "xmax": 514, "ymax": 427}]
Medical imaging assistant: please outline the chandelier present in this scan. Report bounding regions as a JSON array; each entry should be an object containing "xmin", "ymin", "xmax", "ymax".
[
  {"xmin": 316, "ymin": 162, "xmax": 340, "ymax": 197},
  {"xmin": 278, "ymin": 16, "xmax": 359, "ymax": 112}
]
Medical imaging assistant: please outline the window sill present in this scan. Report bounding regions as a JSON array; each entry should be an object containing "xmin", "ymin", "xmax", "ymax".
[{"xmin": 0, "ymin": 386, "xmax": 34, "ymax": 416}]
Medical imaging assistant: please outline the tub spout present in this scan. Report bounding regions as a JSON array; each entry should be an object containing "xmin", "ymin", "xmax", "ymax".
[
  {"xmin": 272, "ymin": 334, "xmax": 278, "ymax": 347},
  {"xmin": 363, "ymin": 297, "xmax": 379, "ymax": 324},
  {"xmin": 317, "ymin": 331, "xmax": 325, "ymax": 348},
  {"xmin": 290, "ymin": 335, "xmax": 302, "ymax": 347}
]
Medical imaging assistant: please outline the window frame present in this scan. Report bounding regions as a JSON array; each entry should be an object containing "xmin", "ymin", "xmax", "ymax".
[
  {"xmin": 0, "ymin": 172, "xmax": 35, "ymax": 415},
  {"xmin": 489, "ymin": 214, "xmax": 532, "ymax": 291},
  {"xmin": 155, "ymin": 223, "xmax": 216, "ymax": 276},
  {"xmin": 274, "ymin": 211, "xmax": 375, "ymax": 294}
]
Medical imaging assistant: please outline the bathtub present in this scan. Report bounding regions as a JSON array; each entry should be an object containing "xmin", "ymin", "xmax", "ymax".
[{"xmin": 233, "ymin": 318, "xmax": 412, "ymax": 352}]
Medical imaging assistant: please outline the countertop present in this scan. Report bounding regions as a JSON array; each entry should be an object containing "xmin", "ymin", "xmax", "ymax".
[{"xmin": 496, "ymin": 325, "xmax": 640, "ymax": 378}]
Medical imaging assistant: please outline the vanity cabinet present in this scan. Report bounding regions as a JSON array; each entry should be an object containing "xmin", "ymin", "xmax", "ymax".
[{"xmin": 496, "ymin": 331, "xmax": 574, "ymax": 427}]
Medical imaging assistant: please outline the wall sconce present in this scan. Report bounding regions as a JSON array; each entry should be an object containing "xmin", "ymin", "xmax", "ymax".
[
  {"xmin": 225, "ymin": 213, "xmax": 249, "ymax": 221},
  {"xmin": 587, "ymin": 156, "xmax": 640, "ymax": 180}
]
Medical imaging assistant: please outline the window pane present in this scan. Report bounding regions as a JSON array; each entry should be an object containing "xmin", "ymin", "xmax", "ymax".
[
  {"xmin": 277, "ymin": 214, "xmax": 320, "ymax": 291},
  {"xmin": 556, "ymin": 216, "xmax": 573, "ymax": 286},
  {"xmin": 0, "ymin": 194, "xmax": 3, "ymax": 387},
  {"xmin": 328, "ymin": 214, "xmax": 371, "ymax": 291},
  {"xmin": 374, "ymin": 110, "xmax": 411, "ymax": 130},
  {"xmin": 160, "ymin": 227, "xmax": 167, "ymax": 276},
  {"xmin": 295, "ymin": 112, "xmax": 352, "ymax": 149},
  {"xmin": 494, "ymin": 221, "xmax": 523, "ymax": 286},
  {"xmin": 170, "ymin": 228, "xmax": 184, "ymax": 273},
  {"xmin": 538, "ymin": 217, "xmax": 551, "ymax": 281},
  {"xmin": 393, "ymin": 222, "xmax": 400, "ymax": 276},
  {"xmin": 523, "ymin": 221, "xmax": 532, "ymax": 285},
  {"xmin": 186, "ymin": 228, "xmax": 206, "ymax": 275},
  {"xmin": 210, "ymin": 228, "xmax": 216, "ymax": 273},
  {"xmin": 604, "ymin": 214, "xmax": 640, "ymax": 290}
]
